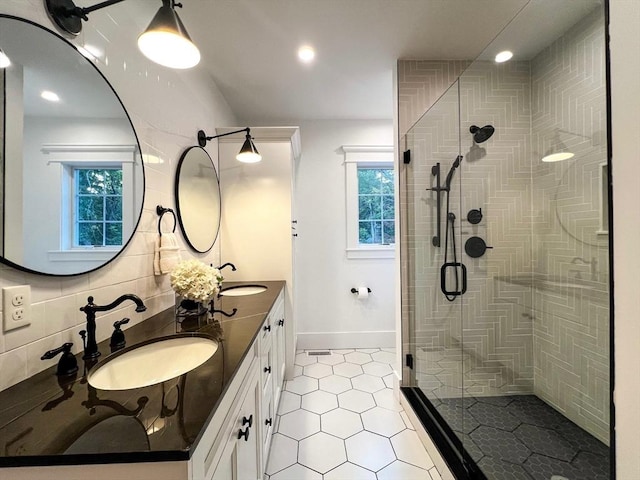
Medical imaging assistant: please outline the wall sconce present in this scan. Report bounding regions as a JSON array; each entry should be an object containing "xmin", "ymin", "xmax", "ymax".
[
  {"xmin": 541, "ymin": 128, "xmax": 595, "ymax": 163},
  {"xmin": 45, "ymin": 0, "xmax": 200, "ymax": 69},
  {"xmin": 541, "ymin": 131, "xmax": 575, "ymax": 163},
  {"xmin": 197, "ymin": 128, "xmax": 262, "ymax": 164}
]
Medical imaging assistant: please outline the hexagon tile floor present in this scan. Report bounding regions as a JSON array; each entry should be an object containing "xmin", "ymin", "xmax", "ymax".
[
  {"xmin": 433, "ymin": 395, "xmax": 611, "ymax": 480},
  {"xmin": 264, "ymin": 348, "xmax": 442, "ymax": 480}
]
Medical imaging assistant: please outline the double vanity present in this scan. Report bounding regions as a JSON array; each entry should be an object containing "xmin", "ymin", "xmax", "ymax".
[{"xmin": 0, "ymin": 282, "xmax": 286, "ymax": 480}]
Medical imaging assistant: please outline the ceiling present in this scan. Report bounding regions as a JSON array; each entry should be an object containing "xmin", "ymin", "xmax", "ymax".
[
  {"xmin": 6, "ymin": 0, "xmax": 601, "ymax": 124},
  {"xmin": 177, "ymin": 0, "xmax": 600, "ymax": 124}
]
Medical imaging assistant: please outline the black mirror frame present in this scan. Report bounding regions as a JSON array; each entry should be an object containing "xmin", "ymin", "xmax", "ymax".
[
  {"xmin": 174, "ymin": 146, "xmax": 221, "ymax": 253},
  {"xmin": 0, "ymin": 14, "xmax": 145, "ymax": 277}
]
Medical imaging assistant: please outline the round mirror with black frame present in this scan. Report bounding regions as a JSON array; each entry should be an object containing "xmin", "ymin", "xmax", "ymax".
[
  {"xmin": 174, "ymin": 146, "xmax": 221, "ymax": 253},
  {"xmin": 0, "ymin": 15, "xmax": 144, "ymax": 276}
]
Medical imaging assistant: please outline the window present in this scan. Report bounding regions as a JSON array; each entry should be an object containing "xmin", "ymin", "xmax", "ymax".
[
  {"xmin": 74, "ymin": 168, "xmax": 123, "ymax": 246},
  {"xmin": 40, "ymin": 144, "xmax": 139, "ymax": 262},
  {"xmin": 358, "ymin": 167, "xmax": 395, "ymax": 244},
  {"xmin": 343, "ymin": 145, "xmax": 395, "ymax": 259}
]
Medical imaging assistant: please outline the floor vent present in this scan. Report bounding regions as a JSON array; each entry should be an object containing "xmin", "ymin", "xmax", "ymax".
[{"xmin": 307, "ymin": 351, "xmax": 331, "ymax": 356}]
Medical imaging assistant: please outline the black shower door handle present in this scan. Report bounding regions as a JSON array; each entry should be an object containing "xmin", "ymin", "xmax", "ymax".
[{"xmin": 440, "ymin": 262, "xmax": 467, "ymax": 296}]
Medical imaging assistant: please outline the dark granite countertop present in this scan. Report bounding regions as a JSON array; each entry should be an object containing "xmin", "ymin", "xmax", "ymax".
[{"xmin": 0, "ymin": 281, "xmax": 285, "ymax": 468}]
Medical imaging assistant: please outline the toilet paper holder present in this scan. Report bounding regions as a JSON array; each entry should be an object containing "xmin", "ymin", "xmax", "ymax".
[{"xmin": 350, "ymin": 288, "xmax": 372, "ymax": 294}]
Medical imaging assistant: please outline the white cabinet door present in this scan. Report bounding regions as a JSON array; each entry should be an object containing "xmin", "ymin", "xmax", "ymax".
[
  {"xmin": 272, "ymin": 294, "xmax": 286, "ymax": 407},
  {"xmin": 210, "ymin": 365, "xmax": 261, "ymax": 480},
  {"xmin": 236, "ymin": 375, "xmax": 260, "ymax": 480}
]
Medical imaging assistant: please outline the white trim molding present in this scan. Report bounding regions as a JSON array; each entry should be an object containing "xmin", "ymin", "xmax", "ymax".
[{"xmin": 343, "ymin": 145, "xmax": 395, "ymax": 259}]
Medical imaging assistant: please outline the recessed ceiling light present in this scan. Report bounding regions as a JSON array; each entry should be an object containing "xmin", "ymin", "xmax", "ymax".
[
  {"xmin": 0, "ymin": 49, "xmax": 10, "ymax": 68},
  {"xmin": 298, "ymin": 45, "xmax": 315, "ymax": 64},
  {"xmin": 495, "ymin": 50, "xmax": 513, "ymax": 63},
  {"xmin": 41, "ymin": 90, "xmax": 60, "ymax": 102}
]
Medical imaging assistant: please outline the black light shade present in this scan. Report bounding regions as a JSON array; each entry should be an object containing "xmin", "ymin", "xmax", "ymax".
[
  {"xmin": 542, "ymin": 132, "xmax": 574, "ymax": 162},
  {"xmin": 137, "ymin": 1, "xmax": 200, "ymax": 69},
  {"xmin": 236, "ymin": 134, "xmax": 262, "ymax": 163}
]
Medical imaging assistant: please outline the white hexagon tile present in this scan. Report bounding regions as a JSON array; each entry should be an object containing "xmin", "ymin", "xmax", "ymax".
[{"xmin": 264, "ymin": 348, "xmax": 442, "ymax": 480}]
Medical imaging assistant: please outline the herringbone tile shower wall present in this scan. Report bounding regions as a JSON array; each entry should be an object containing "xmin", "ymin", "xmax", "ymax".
[
  {"xmin": 529, "ymin": 8, "xmax": 609, "ymax": 443},
  {"xmin": 399, "ymin": 6, "xmax": 609, "ymax": 444}
]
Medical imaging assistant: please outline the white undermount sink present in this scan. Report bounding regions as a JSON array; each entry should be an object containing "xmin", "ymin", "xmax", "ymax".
[
  {"xmin": 88, "ymin": 334, "xmax": 218, "ymax": 390},
  {"xmin": 218, "ymin": 284, "xmax": 268, "ymax": 297}
]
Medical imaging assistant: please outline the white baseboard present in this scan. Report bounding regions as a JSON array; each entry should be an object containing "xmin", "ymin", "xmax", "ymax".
[{"xmin": 296, "ymin": 330, "xmax": 395, "ymax": 350}]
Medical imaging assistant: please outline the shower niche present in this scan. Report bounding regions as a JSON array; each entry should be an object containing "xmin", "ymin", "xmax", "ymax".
[{"xmin": 399, "ymin": 1, "xmax": 611, "ymax": 479}]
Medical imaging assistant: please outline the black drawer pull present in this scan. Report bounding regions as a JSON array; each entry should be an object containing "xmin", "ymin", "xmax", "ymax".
[
  {"xmin": 237, "ymin": 427, "xmax": 250, "ymax": 441},
  {"xmin": 265, "ymin": 418, "xmax": 273, "ymax": 426},
  {"xmin": 263, "ymin": 325, "xmax": 271, "ymax": 332},
  {"xmin": 242, "ymin": 415, "xmax": 253, "ymax": 428},
  {"xmin": 264, "ymin": 366, "xmax": 271, "ymax": 374},
  {"xmin": 278, "ymin": 319, "xmax": 284, "ymax": 326}
]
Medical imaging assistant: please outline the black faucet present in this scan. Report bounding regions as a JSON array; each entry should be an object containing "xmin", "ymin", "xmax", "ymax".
[
  {"xmin": 80, "ymin": 294, "xmax": 146, "ymax": 360},
  {"xmin": 216, "ymin": 262, "xmax": 237, "ymax": 272},
  {"xmin": 570, "ymin": 256, "xmax": 598, "ymax": 280},
  {"xmin": 83, "ymin": 385, "xmax": 148, "ymax": 416}
]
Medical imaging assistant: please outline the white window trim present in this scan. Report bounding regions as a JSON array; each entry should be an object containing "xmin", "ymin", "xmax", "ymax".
[
  {"xmin": 41, "ymin": 144, "xmax": 138, "ymax": 262},
  {"xmin": 343, "ymin": 145, "xmax": 395, "ymax": 260}
]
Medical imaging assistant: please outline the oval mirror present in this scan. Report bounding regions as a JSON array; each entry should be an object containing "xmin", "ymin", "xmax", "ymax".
[
  {"xmin": 175, "ymin": 146, "xmax": 221, "ymax": 253},
  {"xmin": 0, "ymin": 15, "xmax": 144, "ymax": 275}
]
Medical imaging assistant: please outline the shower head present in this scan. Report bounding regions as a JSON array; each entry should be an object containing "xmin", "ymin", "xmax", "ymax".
[{"xmin": 470, "ymin": 125, "xmax": 495, "ymax": 143}]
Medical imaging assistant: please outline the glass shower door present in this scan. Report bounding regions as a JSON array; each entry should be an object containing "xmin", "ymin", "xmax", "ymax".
[
  {"xmin": 402, "ymin": 81, "xmax": 472, "ymax": 464},
  {"xmin": 400, "ymin": 2, "xmax": 610, "ymax": 479}
]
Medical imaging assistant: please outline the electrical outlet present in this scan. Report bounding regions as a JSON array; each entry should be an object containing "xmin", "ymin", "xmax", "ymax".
[{"xmin": 3, "ymin": 285, "xmax": 31, "ymax": 332}]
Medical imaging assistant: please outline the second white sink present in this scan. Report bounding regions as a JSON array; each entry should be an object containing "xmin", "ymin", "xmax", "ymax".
[
  {"xmin": 219, "ymin": 285, "xmax": 268, "ymax": 297},
  {"xmin": 88, "ymin": 334, "xmax": 218, "ymax": 391}
]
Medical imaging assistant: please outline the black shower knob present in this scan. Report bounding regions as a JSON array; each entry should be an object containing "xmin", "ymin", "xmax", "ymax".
[
  {"xmin": 467, "ymin": 208, "xmax": 483, "ymax": 224},
  {"xmin": 465, "ymin": 236, "xmax": 493, "ymax": 258}
]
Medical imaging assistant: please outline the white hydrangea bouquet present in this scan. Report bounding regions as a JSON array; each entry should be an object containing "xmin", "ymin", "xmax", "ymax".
[{"xmin": 170, "ymin": 259, "xmax": 224, "ymax": 304}]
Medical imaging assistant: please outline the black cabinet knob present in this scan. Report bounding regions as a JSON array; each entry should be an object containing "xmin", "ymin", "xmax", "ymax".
[
  {"xmin": 265, "ymin": 418, "xmax": 273, "ymax": 426},
  {"xmin": 278, "ymin": 319, "xmax": 284, "ymax": 326},
  {"xmin": 263, "ymin": 325, "xmax": 271, "ymax": 332},
  {"xmin": 264, "ymin": 366, "xmax": 271, "ymax": 373},
  {"xmin": 242, "ymin": 415, "xmax": 253, "ymax": 428},
  {"xmin": 237, "ymin": 427, "xmax": 250, "ymax": 441}
]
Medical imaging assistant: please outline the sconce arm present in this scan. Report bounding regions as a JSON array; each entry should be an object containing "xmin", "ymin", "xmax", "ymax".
[{"xmin": 198, "ymin": 128, "xmax": 251, "ymax": 147}]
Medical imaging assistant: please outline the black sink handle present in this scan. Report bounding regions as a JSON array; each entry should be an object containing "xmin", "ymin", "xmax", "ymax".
[{"xmin": 41, "ymin": 343, "xmax": 78, "ymax": 377}]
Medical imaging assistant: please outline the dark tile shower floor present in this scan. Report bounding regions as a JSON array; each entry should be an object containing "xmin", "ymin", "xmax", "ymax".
[{"xmin": 433, "ymin": 395, "xmax": 610, "ymax": 480}]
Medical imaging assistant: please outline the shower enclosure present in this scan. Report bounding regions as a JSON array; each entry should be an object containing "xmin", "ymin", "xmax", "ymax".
[{"xmin": 400, "ymin": 2, "xmax": 611, "ymax": 479}]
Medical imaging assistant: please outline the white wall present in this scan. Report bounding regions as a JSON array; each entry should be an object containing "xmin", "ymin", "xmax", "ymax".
[
  {"xmin": 219, "ymin": 134, "xmax": 297, "ymax": 378},
  {"xmin": 610, "ymin": 1, "xmax": 640, "ymax": 477},
  {"xmin": 0, "ymin": 1, "xmax": 236, "ymax": 390},
  {"xmin": 294, "ymin": 120, "xmax": 395, "ymax": 349}
]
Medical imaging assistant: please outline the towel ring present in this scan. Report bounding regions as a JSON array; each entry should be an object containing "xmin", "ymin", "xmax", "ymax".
[{"xmin": 156, "ymin": 205, "xmax": 177, "ymax": 236}]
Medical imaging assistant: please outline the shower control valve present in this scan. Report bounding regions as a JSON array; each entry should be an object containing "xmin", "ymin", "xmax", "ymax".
[
  {"xmin": 467, "ymin": 208, "xmax": 483, "ymax": 225},
  {"xmin": 465, "ymin": 237, "xmax": 493, "ymax": 258}
]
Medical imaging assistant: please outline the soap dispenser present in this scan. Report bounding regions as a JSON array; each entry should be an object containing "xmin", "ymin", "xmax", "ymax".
[
  {"xmin": 41, "ymin": 342, "xmax": 79, "ymax": 377},
  {"xmin": 110, "ymin": 318, "xmax": 130, "ymax": 352}
]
